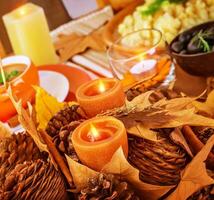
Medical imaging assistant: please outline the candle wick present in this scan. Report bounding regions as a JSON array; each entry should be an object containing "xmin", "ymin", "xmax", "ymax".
[
  {"xmin": 87, "ymin": 133, "xmax": 96, "ymax": 142},
  {"xmin": 88, "ymin": 124, "xmax": 100, "ymax": 142}
]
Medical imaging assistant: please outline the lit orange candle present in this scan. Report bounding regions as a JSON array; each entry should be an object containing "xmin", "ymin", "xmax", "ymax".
[
  {"xmin": 76, "ymin": 78, "xmax": 125, "ymax": 117},
  {"xmin": 71, "ymin": 116, "xmax": 128, "ymax": 171}
]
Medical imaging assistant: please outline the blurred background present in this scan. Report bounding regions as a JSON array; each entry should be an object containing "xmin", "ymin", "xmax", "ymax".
[
  {"xmin": 0, "ymin": 0, "xmax": 70, "ymax": 53},
  {"xmin": 0, "ymin": 0, "xmax": 135, "ymax": 54}
]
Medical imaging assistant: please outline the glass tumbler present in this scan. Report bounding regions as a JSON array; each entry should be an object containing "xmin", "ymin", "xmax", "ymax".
[{"xmin": 107, "ymin": 29, "xmax": 172, "ymax": 88}]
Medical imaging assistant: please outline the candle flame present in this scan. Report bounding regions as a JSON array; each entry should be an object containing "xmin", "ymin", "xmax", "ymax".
[
  {"xmin": 98, "ymin": 80, "xmax": 106, "ymax": 93},
  {"xmin": 87, "ymin": 124, "xmax": 100, "ymax": 142},
  {"xmin": 90, "ymin": 124, "xmax": 99, "ymax": 138},
  {"xmin": 19, "ymin": 8, "xmax": 26, "ymax": 16}
]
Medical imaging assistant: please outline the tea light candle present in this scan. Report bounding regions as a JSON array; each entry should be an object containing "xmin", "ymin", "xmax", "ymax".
[
  {"xmin": 3, "ymin": 3, "xmax": 58, "ymax": 66},
  {"xmin": 71, "ymin": 116, "xmax": 128, "ymax": 171},
  {"xmin": 76, "ymin": 78, "xmax": 125, "ymax": 117}
]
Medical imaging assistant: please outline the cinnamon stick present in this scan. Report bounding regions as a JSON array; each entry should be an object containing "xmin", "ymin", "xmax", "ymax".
[
  {"xmin": 39, "ymin": 129, "xmax": 73, "ymax": 187},
  {"xmin": 182, "ymin": 125, "xmax": 214, "ymax": 169}
]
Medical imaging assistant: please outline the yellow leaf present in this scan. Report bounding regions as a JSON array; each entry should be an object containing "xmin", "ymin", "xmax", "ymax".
[
  {"xmin": 7, "ymin": 86, "xmax": 48, "ymax": 153},
  {"xmin": 193, "ymin": 90, "xmax": 214, "ymax": 116},
  {"xmin": 193, "ymin": 101, "xmax": 212, "ymax": 115},
  {"xmin": 206, "ymin": 90, "xmax": 214, "ymax": 108},
  {"xmin": 34, "ymin": 86, "xmax": 65, "ymax": 130}
]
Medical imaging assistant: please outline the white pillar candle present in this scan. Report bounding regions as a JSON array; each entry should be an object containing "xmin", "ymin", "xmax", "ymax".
[{"xmin": 3, "ymin": 3, "xmax": 58, "ymax": 66}]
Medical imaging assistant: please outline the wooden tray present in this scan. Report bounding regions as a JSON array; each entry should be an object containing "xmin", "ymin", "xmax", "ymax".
[{"xmin": 103, "ymin": 0, "xmax": 144, "ymax": 46}]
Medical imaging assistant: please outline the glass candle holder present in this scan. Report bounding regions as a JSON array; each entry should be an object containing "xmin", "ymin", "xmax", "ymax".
[{"xmin": 107, "ymin": 29, "xmax": 172, "ymax": 88}]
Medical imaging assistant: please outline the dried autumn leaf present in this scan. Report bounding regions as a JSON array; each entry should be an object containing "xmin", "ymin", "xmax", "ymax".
[
  {"xmin": 206, "ymin": 90, "xmax": 214, "ymax": 108},
  {"xmin": 7, "ymin": 86, "xmax": 48, "ymax": 153},
  {"xmin": 34, "ymin": 86, "xmax": 65, "ymax": 130},
  {"xmin": 66, "ymin": 154, "xmax": 98, "ymax": 192},
  {"xmin": 128, "ymin": 124, "xmax": 158, "ymax": 141},
  {"xmin": 55, "ymin": 29, "xmax": 106, "ymax": 62},
  {"xmin": 0, "ymin": 122, "xmax": 11, "ymax": 139},
  {"xmin": 170, "ymin": 128, "xmax": 193, "ymax": 157},
  {"xmin": 102, "ymin": 147, "xmax": 174, "ymax": 200},
  {"xmin": 167, "ymin": 134, "xmax": 214, "ymax": 200},
  {"xmin": 118, "ymin": 104, "xmax": 214, "ymax": 130},
  {"xmin": 154, "ymin": 97, "xmax": 195, "ymax": 111},
  {"xmin": 153, "ymin": 90, "xmax": 206, "ymax": 111},
  {"xmin": 99, "ymin": 91, "xmax": 155, "ymax": 119},
  {"xmin": 193, "ymin": 90, "xmax": 214, "ymax": 116},
  {"xmin": 166, "ymin": 109, "xmax": 214, "ymax": 128},
  {"xmin": 125, "ymin": 90, "xmax": 153, "ymax": 111}
]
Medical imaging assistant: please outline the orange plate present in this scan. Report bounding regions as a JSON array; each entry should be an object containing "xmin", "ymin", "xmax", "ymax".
[{"xmin": 38, "ymin": 64, "xmax": 93, "ymax": 101}]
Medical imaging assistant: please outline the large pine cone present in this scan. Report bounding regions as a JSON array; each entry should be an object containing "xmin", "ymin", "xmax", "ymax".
[
  {"xmin": 0, "ymin": 132, "xmax": 45, "ymax": 186},
  {"xmin": 187, "ymin": 170, "xmax": 214, "ymax": 200},
  {"xmin": 77, "ymin": 173, "xmax": 140, "ymax": 200},
  {"xmin": 46, "ymin": 105, "xmax": 84, "ymax": 137},
  {"xmin": 54, "ymin": 120, "xmax": 83, "ymax": 162},
  {"xmin": 128, "ymin": 132, "xmax": 188, "ymax": 186},
  {"xmin": 0, "ymin": 159, "xmax": 68, "ymax": 200}
]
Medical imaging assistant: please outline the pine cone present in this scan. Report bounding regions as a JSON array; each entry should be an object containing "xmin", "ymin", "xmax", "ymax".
[
  {"xmin": 46, "ymin": 105, "xmax": 84, "ymax": 137},
  {"xmin": 187, "ymin": 170, "xmax": 214, "ymax": 200},
  {"xmin": 128, "ymin": 131, "xmax": 188, "ymax": 186},
  {"xmin": 54, "ymin": 120, "xmax": 83, "ymax": 162},
  {"xmin": 0, "ymin": 159, "xmax": 68, "ymax": 200},
  {"xmin": 77, "ymin": 173, "xmax": 140, "ymax": 200},
  {"xmin": 0, "ymin": 132, "xmax": 45, "ymax": 186}
]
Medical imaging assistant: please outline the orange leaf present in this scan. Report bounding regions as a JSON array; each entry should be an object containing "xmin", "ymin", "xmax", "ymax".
[
  {"xmin": 102, "ymin": 147, "xmax": 174, "ymax": 200},
  {"xmin": 167, "ymin": 135, "xmax": 214, "ymax": 200}
]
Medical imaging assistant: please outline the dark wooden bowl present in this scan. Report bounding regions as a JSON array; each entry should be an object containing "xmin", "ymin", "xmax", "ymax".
[{"xmin": 169, "ymin": 21, "xmax": 214, "ymax": 77}]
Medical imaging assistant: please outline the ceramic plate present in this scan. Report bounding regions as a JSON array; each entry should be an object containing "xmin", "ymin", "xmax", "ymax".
[
  {"xmin": 39, "ymin": 70, "xmax": 69, "ymax": 102},
  {"xmin": 38, "ymin": 64, "xmax": 93, "ymax": 94}
]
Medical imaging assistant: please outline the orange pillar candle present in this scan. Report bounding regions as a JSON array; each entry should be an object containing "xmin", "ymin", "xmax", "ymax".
[
  {"xmin": 71, "ymin": 116, "xmax": 128, "ymax": 171},
  {"xmin": 76, "ymin": 78, "xmax": 125, "ymax": 117}
]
